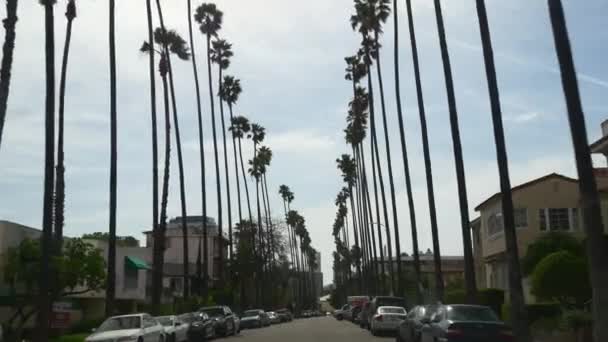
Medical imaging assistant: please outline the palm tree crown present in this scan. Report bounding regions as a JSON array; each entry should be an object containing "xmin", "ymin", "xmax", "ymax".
[
  {"xmin": 249, "ymin": 123, "xmax": 266, "ymax": 145},
  {"xmin": 230, "ymin": 115, "xmax": 251, "ymax": 139},
  {"xmin": 210, "ymin": 38, "xmax": 233, "ymax": 70},
  {"xmin": 350, "ymin": 0, "xmax": 391, "ymax": 36},
  {"xmin": 336, "ymin": 154, "xmax": 357, "ymax": 188},
  {"xmin": 194, "ymin": 3, "xmax": 223, "ymax": 37},
  {"xmin": 220, "ymin": 75, "xmax": 242, "ymax": 105}
]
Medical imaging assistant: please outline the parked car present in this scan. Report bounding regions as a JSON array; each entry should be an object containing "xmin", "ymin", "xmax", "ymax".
[
  {"xmin": 239, "ymin": 309, "xmax": 270, "ymax": 329},
  {"xmin": 268, "ymin": 311, "xmax": 281, "ymax": 324},
  {"xmin": 369, "ymin": 306, "xmax": 407, "ymax": 336},
  {"xmin": 86, "ymin": 313, "xmax": 164, "ymax": 342},
  {"xmin": 396, "ymin": 305, "xmax": 439, "ymax": 342},
  {"xmin": 342, "ymin": 305, "xmax": 354, "ymax": 321},
  {"xmin": 179, "ymin": 312, "xmax": 215, "ymax": 342},
  {"xmin": 155, "ymin": 315, "xmax": 188, "ymax": 342},
  {"xmin": 420, "ymin": 305, "xmax": 513, "ymax": 342},
  {"xmin": 366, "ymin": 296, "xmax": 407, "ymax": 326},
  {"xmin": 199, "ymin": 305, "xmax": 238, "ymax": 336},
  {"xmin": 276, "ymin": 308, "xmax": 293, "ymax": 322},
  {"xmin": 334, "ymin": 304, "xmax": 350, "ymax": 321}
]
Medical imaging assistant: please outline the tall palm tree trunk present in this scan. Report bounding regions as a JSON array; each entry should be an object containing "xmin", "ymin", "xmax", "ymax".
[
  {"xmin": 38, "ymin": 0, "xmax": 56, "ymax": 337},
  {"xmin": 405, "ymin": 0, "xmax": 444, "ymax": 302},
  {"xmin": 105, "ymin": 0, "xmax": 118, "ymax": 317},
  {"xmin": 433, "ymin": 0, "xmax": 477, "ymax": 303},
  {"xmin": 155, "ymin": 0, "xmax": 189, "ymax": 299},
  {"xmin": 54, "ymin": 0, "xmax": 75, "ymax": 251},
  {"xmin": 360, "ymin": 143, "xmax": 385, "ymax": 293},
  {"xmin": 218, "ymin": 69, "xmax": 233, "ymax": 263},
  {"xmin": 353, "ymin": 160, "xmax": 368, "ymax": 291},
  {"xmin": 154, "ymin": 69, "xmax": 171, "ymax": 315},
  {"xmin": 371, "ymin": 112, "xmax": 394, "ymax": 294},
  {"xmin": 348, "ymin": 185, "xmax": 363, "ymax": 292},
  {"xmin": 187, "ymin": 0, "xmax": 209, "ymax": 296},
  {"xmin": 0, "ymin": 0, "xmax": 18, "ymax": 151},
  {"xmin": 229, "ymin": 105, "xmax": 242, "ymax": 223},
  {"xmin": 238, "ymin": 137, "xmax": 253, "ymax": 222},
  {"xmin": 354, "ymin": 147, "xmax": 371, "ymax": 293},
  {"xmin": 357, "ymin": 145, "xmax": 379, "ymax": 294},
  {"xmin": 475, "ymin": 1, "xmax": 530, "ymax": 340},
  {"xmin": 372, "ymin": 42, "xmax": 407, "ymax": 297},
  {"xmin": 205, "ymin": 33, "xmax": 223, "ymax": 283},
  {"xmin": 548, "ymin": 2, "xmax": 608, "ymax": 341},
  {"xmin": 146, "ymin": 0, "xmax": 159, "ymax": 295},
  {"xmin": 263, "ymin": 174, "xmax": 276, "ymax": 265}
]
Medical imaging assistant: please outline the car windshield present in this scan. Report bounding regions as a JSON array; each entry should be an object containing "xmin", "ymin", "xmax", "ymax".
[
  {"xmin": 97, "ymin": 316, "xmax": 141, "ymax": 332},
  {"xmin": 201, "ymin": 308, "xmax": 224, "ymax": 317},
  {"xmin": 379, "ymin": 307, "xmax": 406, "ymax": 314},
  {"xmin": 156, "ymin": 317, "xmax": 173, "ymax": 326},
  {"xmin": 243, "ymin": 310, "xmax": 260, "ymax": 317},
  {"xmin": 448, "ymin": 306, "xmax": 499, "ymax": 322},
  {"xmin": 421, "ymin": 306, "xmax": 439, "ymax": 319}
]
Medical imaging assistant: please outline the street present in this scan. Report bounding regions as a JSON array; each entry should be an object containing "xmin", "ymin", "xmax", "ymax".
[{"xmin": 229, "ymin": 317, "xmax": 390, "ymax": 342}]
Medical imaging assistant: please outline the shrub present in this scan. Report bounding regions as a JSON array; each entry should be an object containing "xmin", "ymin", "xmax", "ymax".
[
  {"xmin": 526, "ymin": 303, "xmax": 562, "ymax": 324},
  {"xmin": 444, "ymin": 290, "xmax": 466, "ymax": 304},
  {"xmin": 479, "ymin": 288, "xmax": 504, "ymax": 318},
  {"xmin": 531, "ymin": 251, "xmax": 591, "ymax": 305},
  {"xmin": 69, "ymin": 319, "xmax": 104, "ymax": 334},
  {"xmin": 522, "ymin": 233, "xmax": 583, "ymax": 276}
]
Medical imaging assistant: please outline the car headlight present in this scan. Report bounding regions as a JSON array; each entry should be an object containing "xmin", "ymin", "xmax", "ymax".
[{"xmin": 117, "ymin": 335, "xmax": 139, "ymax": 342}]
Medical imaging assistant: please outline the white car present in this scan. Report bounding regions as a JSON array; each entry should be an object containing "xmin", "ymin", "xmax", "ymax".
[
  {"xmin": 370, "ymin": 306, "xmax": 407, "ymax": 336},
  {"xmin": 155, "ymin": 315, "xmax": 188, "ymax": 342},
  {"xmin": 86, "ymin": 313, "xmax": 165, "ymax": 342}
]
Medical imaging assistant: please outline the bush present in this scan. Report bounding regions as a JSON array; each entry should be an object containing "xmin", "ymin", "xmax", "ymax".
[
  {"xmin": 479, "ymin": 288, "xmax": 504, "ymax": 318},
  {"xmin": 444, "ymin": 290, "xmax": 466, "ymax": 304},
  {"xmin": 50, "ymin": 333, "xmax": 88, "ymax": 342},
  {"xmin": 531, "ymin": 251, "xmax": 591, "ymax": 305},
  {"xmin": 69, "ymin": 319, "xmax": 104, "ymax": 334},
  {"xmin": 560, "ymin": 309, "xmax": 592, "ymax": 332},
  {"xmin": 521, "ymin": 232, "xmax": 583, "ymax": 276},
  {"xmin": 527, "ymin": 303, "xmax": 562, "ymax": 324}
]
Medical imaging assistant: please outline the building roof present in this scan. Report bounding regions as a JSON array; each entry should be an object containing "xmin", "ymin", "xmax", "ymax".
[
  {"xmin": 590, "ymin": 134, "xmax": 608, "ymax": 154},
  {"xmin": 474, "ymin": 173, "xmax": 578, "ymax": 211}
]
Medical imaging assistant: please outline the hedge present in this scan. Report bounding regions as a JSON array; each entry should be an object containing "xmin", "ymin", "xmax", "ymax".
[{"xmin": 502, "ymin": 302, "xmax": 562, "ymax": 325}]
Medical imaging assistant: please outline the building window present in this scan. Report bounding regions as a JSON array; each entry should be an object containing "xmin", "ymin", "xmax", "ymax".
[
  {"xmin": 487, "ymin": 213, "xmax": 503, "ymax": 237},
  {"xmin": 170, "ymin": 277, "xmax": 183, "ymax": 293},
  {"xmin": 539, "ymin": 208, "xmax": 578, "ymax": 231},
  {"xmin": 514, "ymin": 208, "xmax": 528, "ymax": 228}
]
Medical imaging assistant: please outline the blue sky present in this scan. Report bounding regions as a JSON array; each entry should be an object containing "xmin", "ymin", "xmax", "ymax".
[{"xmin": 1, "ymin": 0, "xmax": 607, "ymax": 284}]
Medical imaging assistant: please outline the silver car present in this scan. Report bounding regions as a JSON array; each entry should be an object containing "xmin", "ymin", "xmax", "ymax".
[
  {"xmin": 155, "ymin": 315, "xmax": 188, "ymax": 342},
  {"xmin": 370, "ymin": 306, "xmax": 407, "ymax": 336},
  {"xmin": 86, "ymin": 313, "xmax": 165, "ymax": 342}
]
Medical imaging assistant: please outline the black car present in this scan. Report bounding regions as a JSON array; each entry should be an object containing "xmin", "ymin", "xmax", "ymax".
[
  {"xmin": 420, "ymin": 305, "xmax": 513, "ymax": 342},
  {"xmin": 276, "ymin": 309, "xmax": 293, "ymax": 322},
  {"xmin": 239, "ymin": 309, "xmax": 270, "ymax": 329},
  {"xmin": 199, "ymin": 305, "xmax": 237, "ymax": 337},
  {"xmin": 179, "ymin": 312, "xmax": 215, "ymax": 342},
  {"xmin": 396, "ymin": 305, "xmax": 439, "ymax": 342}
]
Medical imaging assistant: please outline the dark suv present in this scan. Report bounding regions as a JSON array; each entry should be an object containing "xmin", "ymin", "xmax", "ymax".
[{"xmin": 199, "ymin": 305, "xmax": 237, "ymax": 336}]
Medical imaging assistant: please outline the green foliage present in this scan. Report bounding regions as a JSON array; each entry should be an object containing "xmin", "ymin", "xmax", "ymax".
[
  {"xmin": 445, "ymin": 275, "xmax": 464, "ymax": 292},
  {"xmin": 531, "ymin": 251, "xmax": 591, "ymax": 305},
  {"xmin": 526, "ymin": 303, "xmax": 562, "ymax": 324},
  {"xmin": 50, "ymin": 333, "xmax": 87, "ymax": 342},
  {"xmin": 82, "ymin": 232, "xmax": 139, "ymax": 247},
  {"xmin": 478, "ymin": 289, "xmax": 505, "ymax": 318},
  {"xmin": 4, "ymin": 238, "xmax": 106, "ymax": 297},
  {"xmin": 444, "ymin": 290, "xmax": 466, "ymax": 304},
  {"xmin": 68, "ymin": 319, "xmax": 104, "ymax": 334},
  {"xmin": 522, "ymin": 232, "xmax": 583, "ymax": 276},
  {"xmin": 530, "ymin": 316, "xmax": 561, "ymax": 333},
  {"xmin": 560, "ymin": 309, "xmax": 592, "ymax": 332}
]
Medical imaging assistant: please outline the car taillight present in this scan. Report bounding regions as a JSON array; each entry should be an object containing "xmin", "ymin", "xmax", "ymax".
[
  {"xmin": 446, "ymin": 328, "xmax": 464, "ymax": 338},
  {"xmin": 499, "ymin": 330, "xmax": 514, "ymax": 341}
]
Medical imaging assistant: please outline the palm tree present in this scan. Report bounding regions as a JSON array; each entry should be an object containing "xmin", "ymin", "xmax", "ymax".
[
  {"xmin": 248, "ymin": 142, "xmax": 266, "ymax": 305},
  {"xmin": 257, "ymin": 146, "xmax": 275, "ymax": 266},
  {"xmin": 404, "ymin": 0, "xmax": 445, "ymax": 302},
  {"xmin": 154, "ymin": 0, "xmax": 192, "ymax": 298},
  {"xmin": 54, "ymin": 0, "xmax": 76, "ymax": 251},
  {"xmin": 106, "ymin": 0, "xmax": 118, "ymax": 317},
  {"xmin": 38, "ymin": 0, "xmax": 56, "ymax": 336},
  {"xmin": 141, "ymin": 27, "xmax": 190, "ymax": 310},
  {"xmin": 220, "ymin": 75, "xmax": 243, "ymax": 224},
  {"xmin": 0, "ymin": 0, "xmax": 19, "ymax": 150},
  {"xmin": 187, "ymin": 0, "xmax": 209, "ymax": 296},
  {"xmin": 352, "ymin": 0, "xmax": 411, "ymax": 298},
  {"xmin": 211, "ymin": 39, "xmax": 234, "ymax": 265},
  {"xmin": 195, "ymin": 3, "xmax": 224, "ymax": 282},
  {"xmin": 474, "ymin": 1, "xmax": 530, "ymax": 340},
  {"xmin": 337, "ymin": 154, "xmax": 363, "ymax": 291},
  {"xmin": 230, "ymin": 115, "xmax": 253, "ymax": 222},
  {"xmin": 432, "ymin": 0, "xmax": 477, "ymax": 302},
  {"xmin": 548, "ymin": 2, "xmax": 608, "ymax": 341}
]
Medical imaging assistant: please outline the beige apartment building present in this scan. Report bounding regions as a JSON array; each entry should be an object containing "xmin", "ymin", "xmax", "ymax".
[{"xmin": 472, "ymin": 121, "xmax": 608, "ymax": 303}]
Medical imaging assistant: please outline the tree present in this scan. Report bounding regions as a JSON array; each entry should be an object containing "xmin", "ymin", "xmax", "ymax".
[
  {"xmin": 187, "ymin": 0, "xmax": 209, "ymax": 297},
  {"xmin": 195, "ymin": 2, "xmax": 224, "ymax": 282},
  {"xmin": 220, "ymin": 75, "xmax": 243, "ymax": 224},
  {"xmin": 474, "ymin": 2, "xmax": 529, "ymax": 340},
  {"xmin": 82, "ymin": 232, "xmax": 140, "ymax": 247},
  {"xmin": 521, "ymin": 232, "xmax": 583, "ymax": 276},
  {"xmin": 404, "ymin": 0, "xmax": 445, "ymax": 302},
  {"xmin": 4, "ymin": 238, "xmax": 105, "ymax": 340},
  {"xmin": 531, "ymin": 251, "xmax": 590, "ymax": 306},
  {"xmin": 0, "ymin": 0, "xmax": 18, "ymax": 151},
  {"xmin": 37, "ymin": 0, "xmax": 57, "ymax": 337},
  {"xmin": 211, "ymin": 38, "xmax": 233, "ymax": 266},
  {"xmin": 548, "ymin": 2, "xmax": 608, "ymax": 341},
  {"xmin": 230, "ymin": 115, "xmax": 253, "ymax": 222},
  {"xmin": 432, "ymin": 0, "xmax": 477, "ymax": 303},
  {"xmin": 54, "ymin": 0, "xmax": 76, "ymax": 252}
]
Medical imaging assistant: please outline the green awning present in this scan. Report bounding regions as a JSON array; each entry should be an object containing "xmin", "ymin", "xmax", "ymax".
[{"xmin": 125, "ymin": 256, "xmax": 151, "ymax": 270}]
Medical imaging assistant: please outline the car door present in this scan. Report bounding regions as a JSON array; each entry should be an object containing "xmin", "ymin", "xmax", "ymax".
[
  {"xmin": 224, "ymin": 307, "xmax": 234, "ymax": 330},
  {"xmin": 174, "ymin": 317, "xmax": 187, "ymax": 342},
  {"xmin": 144, "ymin": 315, "xmax": 162, "ymax": 342}
]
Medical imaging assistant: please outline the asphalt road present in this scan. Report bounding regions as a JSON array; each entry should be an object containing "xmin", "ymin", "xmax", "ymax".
[{"xmin": 224, "ymin": 317, "xmax": 391, "ymax": 342}]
